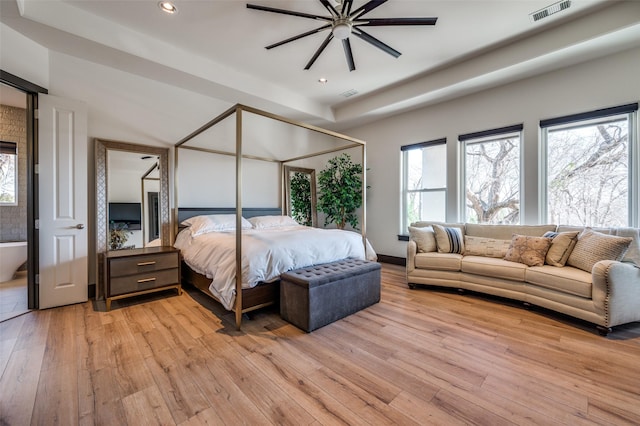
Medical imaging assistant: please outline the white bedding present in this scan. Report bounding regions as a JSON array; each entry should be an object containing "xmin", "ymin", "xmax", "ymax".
[{"xmin": 174, "ymin": 225, "xmax": 377, "ymax": 310}]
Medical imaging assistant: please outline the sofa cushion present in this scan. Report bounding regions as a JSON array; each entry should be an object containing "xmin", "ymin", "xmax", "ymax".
[
  {"xmin": 433, "ymin": 224, "xmax": 465, "ymax": 254},
  {"xmin": 526, "ymin": 265, "xmax": 592, "ymax": 299},
  {"xmin": 465, "ymin": 223, "xmax": 557, "ymax": 240},
  {"xmin": 613, "ymin": 227, "xmax": 640, "ymax": 267},
  {"xmin": 464, "ymin": 236, "xmax": 511, "ymax": 258},
  {"xmin": 461, "ymin": 256, "xmax": 527, "ymax": 281},
  {"xmin": 543, "ymin": 231, "xmax": 580, "ymax": 267},
  {"xmin": 408, "ymin": 226, "xmax": 437, "ymax": 253},
  {"xmin": 414, "ymin": 252, "xmax": 462, "ymax": 271},
  {"xmin": 504, "ymin": 234, "xmax": 553, "ymax": 267},
  {"xmin": 567, "ymin": 229, "xmax": 632, "ymax": 273}
]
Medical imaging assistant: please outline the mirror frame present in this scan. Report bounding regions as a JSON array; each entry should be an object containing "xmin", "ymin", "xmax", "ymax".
[
  {"xmin": 284, "ymin": 166, "xmax": 317, "ymax": 227},
  {"xmin": 95, "ymin": 138, "xmax": 170, "ymax": 255}
]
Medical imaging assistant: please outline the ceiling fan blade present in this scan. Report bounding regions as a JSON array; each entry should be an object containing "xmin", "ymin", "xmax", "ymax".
[
  {"xmin": 304, "ymin": 33, "xmax": 334, "ymax": 70},
  {"xmin": 342, "ymin": 38, "xmax": 356, "ymax": 71},
  {"xmin": 247, "ymin": 4, "xmax": 329, "ymax": 22},
  {"xmin": 352, "ymin": 27, "xmax": 401, "ymax": 58},
  {"xmin": 266, "ymin": 25, "xmax": 332, "ymax": 49},
  {"xmin": 356, "ymin": 17, "xmax": 438, "ymax": 26},
  {"xmin": 342, "ymin": 0, "xmax": 353, "ymax": 16},
  {"xmin": 350, "ymin": 0, "xmax": 388, "ymax": 19},
  {"xmin": 319, "ymin": 0, "xmax": 339, "ymax": 18}
]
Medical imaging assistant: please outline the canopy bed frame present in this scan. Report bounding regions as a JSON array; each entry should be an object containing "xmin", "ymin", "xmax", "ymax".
[{"xmin": 174, "ymin": 104, "xmax": 367, "ymax": 329}]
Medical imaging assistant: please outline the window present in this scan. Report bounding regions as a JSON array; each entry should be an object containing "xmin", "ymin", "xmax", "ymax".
[
  {"xmin": 542, "ymin": 103, "xmax": 638, "ymax": 227},
  {"xmin": 0, "ymin": 141, "xmax": 18, "ymax": 205},
  {"xmin": 460, "ymin": 125, "xmax": 522, "ymax": 224},
  {"xmin": 401, "ymin": 139, "xmax": 447, "ymax": 233}
]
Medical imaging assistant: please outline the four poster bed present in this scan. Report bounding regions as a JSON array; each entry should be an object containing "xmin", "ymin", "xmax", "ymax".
[{"xmin": 173, "ymin": 104, "xmax": 373, "ymax": 329}]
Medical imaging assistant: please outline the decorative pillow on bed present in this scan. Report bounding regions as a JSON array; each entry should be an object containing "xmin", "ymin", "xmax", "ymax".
[
  {"xmin": 464, "ymin": 236, "xmax": 511, "ymax": 258},
  {"xmin": 432, "ymin": 224, "xmax": 465, "ymax": 254},
  {"xmin": 566, "ymin": 229, "xmax": 633, "ymax": 273},
  {"xmin": 408, "ymin": 226, "xmax": 437, "ymax": 253},
  {"xmin": 249, "ymin": 215, "xmax": 299, "ymax": 229},
  {"xmin": 181, "ymin": 214, "xmax": 252, "ymax": 236},
  {"xmin": 543, "ymin": 230, "xmax": 580, "ymax": 267},
  {"xmin": 504, "ymin": 234, "xmax": 552, "ymax": 267}
]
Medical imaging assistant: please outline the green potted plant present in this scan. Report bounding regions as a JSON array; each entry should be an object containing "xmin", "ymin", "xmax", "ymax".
[{"xmin": 317, "ymin": 153, "xmax": 364, "ymax": 230}]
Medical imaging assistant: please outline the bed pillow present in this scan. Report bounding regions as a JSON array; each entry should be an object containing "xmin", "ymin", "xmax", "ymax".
[
  {"xmin": 567, "ymin": 229, "xmax": 633, "ymax": 272},
  {"xmin": 504, "ymin": 234, "xmax": 553, "ymax": 267},
  {"xmin": 543, "ymin": 230, "xmax": 580, "ymax": 267},
  {"xmin": 464, "ymin": 236, "xmax": 511, "ymax": 258},
  {"xmin": 408, "ymin": 226, "xmax": 437, "ymax": 253},
  {"xmin": 249, "ymin": 215, "xmax": 299, "ymax": 229},
  {"xmin": 432, "ymin": 224, "xmax": 465, "ymax": 254},
  {"xmin": 181, "ymin": 214, "xmax": 252, "ymax": 236}
]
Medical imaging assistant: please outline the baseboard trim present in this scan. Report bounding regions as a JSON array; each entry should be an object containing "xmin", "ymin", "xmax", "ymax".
[{"xmin": 377, "ymin": 254, "xmax": 406, "ymax": 266}]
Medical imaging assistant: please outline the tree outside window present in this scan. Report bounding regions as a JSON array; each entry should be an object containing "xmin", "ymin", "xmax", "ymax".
[
  {"xmin": 544, "ymin": 112, "xmax": 634, "ymax": 227},
  {"xmin": 0, "ymin": 141, "xmax": 17, "ymax": 205},
  {"xmin": 462, "ymin": 128, "xmax": 521, "ymax": 224}
]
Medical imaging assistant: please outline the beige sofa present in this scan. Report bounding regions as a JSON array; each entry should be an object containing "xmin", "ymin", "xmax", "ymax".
[{"xmin": 406, "ymin": 222, "xmax": 640, "ymax": 335}]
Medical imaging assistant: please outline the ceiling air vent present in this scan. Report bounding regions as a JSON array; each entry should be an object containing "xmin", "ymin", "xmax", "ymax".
[
  {"xmin": 340, "ymin": 89, "xmax": 359, "ymax": 98},
  {"xmin": 530, "ymin": 0, "xmax": 571, "ymax": 22}
]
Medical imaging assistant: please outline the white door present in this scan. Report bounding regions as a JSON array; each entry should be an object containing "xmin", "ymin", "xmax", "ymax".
[{"xmin": 38, "ymin": 94, "xmax": 88, "ymax": 309}]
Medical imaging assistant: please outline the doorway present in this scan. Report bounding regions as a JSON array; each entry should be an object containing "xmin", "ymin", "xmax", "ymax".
[{"xmin": 0, "ymin": 70, "xmax": 48, "ymax": 318}]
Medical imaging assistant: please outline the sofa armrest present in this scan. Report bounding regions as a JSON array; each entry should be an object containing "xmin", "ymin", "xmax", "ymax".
[
  {"xmin": 592, "ymin": 260, "xmax": 640, "ymax": 327},
  {"xmin": 407, "ymin": 240, "xmax": 417, "ymax": 273}
]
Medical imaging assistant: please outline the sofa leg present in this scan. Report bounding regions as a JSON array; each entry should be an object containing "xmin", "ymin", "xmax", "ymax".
[
  {"xmin": 457, "ymin": 288, "xmax": 465, "ymax": 294},
  {"xmin": 596, "ymin": 325, "xmax": 612, "ymax": 336},
  {"xmin": 523, "ymin": 302, "xmax": 531, "ymax": 310},
  {"xmin": 408, "ymin": 283, "xmax": 416, "ymax": 289}
]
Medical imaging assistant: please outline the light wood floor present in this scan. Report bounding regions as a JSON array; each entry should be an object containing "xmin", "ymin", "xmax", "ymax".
[
  {"xmin": 0, "ymin": 271, "xmax": 29, "ymax": 323},
  {"xmin": 1, "ymin": 263, "xmax": 639, "ymax": 425}
]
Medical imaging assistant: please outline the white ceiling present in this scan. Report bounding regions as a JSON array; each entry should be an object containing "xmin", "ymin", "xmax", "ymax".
[{"xmin": 2, "ymin": 0, "xmax": 640, "ymax": 128}]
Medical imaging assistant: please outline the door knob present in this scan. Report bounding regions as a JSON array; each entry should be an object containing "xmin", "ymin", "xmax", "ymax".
[{"xmin": 76, "ymin": 224, "xmax": 85, "ymax": 229}]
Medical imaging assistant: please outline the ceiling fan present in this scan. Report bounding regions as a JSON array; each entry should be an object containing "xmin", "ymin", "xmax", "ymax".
[{"xmin": 246, "ymin": 0, "xmax": 437, "ymax": 72}]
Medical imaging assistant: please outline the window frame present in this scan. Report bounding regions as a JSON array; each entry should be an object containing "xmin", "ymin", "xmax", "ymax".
[
  {"xmin": 459, "ymin": 124, "xmax": 523, "ymax": 224},
  {"xmin": 0, "ymin": 140, "xmax": 18, "ymax": 206},
  {"xmin": 400, "ymin": 138, "xmax": 447, "ymax": 237},
  {"xmin": 540, "ymin": 103, "xmax": 639, "ymax": 227}
]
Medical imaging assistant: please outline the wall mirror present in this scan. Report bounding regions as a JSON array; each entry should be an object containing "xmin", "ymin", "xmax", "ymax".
[
  {"xmin": 284, "ymin": 166, "xmax": 317, "ymax": 227},
  {"xmin": 95, "ymin": 139, "xmax": 170, "ymax": 255}
]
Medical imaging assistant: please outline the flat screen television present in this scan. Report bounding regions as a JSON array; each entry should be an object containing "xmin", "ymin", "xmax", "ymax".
[{"xmin": 109, "ymin": 202, "xmax": 142, "ymax": 230}]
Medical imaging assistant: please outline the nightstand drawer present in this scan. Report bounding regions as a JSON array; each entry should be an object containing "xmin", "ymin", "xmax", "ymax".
[
  {"xmin": 110, "ymin": 268, "xmax": 180, "ymax": 296},
  {"xmin": 109, "ymin": 252, "xmax": 179, "ymax": 277}
]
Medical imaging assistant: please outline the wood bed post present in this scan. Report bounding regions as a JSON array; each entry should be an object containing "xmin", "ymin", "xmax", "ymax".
[{"xmin": 235, "ymin": 106, "xmax": 243, "ymax": 330}]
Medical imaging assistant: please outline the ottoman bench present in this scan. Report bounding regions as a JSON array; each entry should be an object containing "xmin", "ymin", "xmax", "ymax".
[{"xmin": 280, "ymin": 258, "xmax": 381, "ymax": 332}]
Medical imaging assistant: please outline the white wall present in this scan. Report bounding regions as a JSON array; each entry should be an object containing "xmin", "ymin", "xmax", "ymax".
[{"xmin": 346, "ymin": 46, "xmax": 640, "ymax": 258}]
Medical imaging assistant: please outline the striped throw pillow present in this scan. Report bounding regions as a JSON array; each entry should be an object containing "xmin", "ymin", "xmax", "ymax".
[{"xmin": 433, "ymin": 224, "xmax": 465, "ymax": 254}]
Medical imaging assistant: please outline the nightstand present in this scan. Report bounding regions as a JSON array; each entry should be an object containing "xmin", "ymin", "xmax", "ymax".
[{"xmin": 103, "ymin": 246, "xmax": 181, "ymax": 311}]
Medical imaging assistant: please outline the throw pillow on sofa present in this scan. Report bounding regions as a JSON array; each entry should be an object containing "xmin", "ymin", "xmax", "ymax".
[
  {"xmin": 504, "ymin": 234, "xmax": 553, "ymax": 267},
  {"xmin": 408, "ymin": 226, "xmax": 437, "ymax": 253},
  {"xmin": 432, "ymin": 224, "xmax": 465, "ymax": 254},
  {"xmin": 464, "ymin": 236, "xmax": 511, "ymax": 258},
  {"xmin": 543, "ymin": 230, "xmax": 580, "ymax": 267},
  {"xmin": 567, "ymin": 229, "xmax": 633, "ymax": 273}
]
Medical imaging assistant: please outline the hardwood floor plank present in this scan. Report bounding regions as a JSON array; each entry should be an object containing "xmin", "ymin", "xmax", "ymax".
[
  {"xmin": 31, "ymin": 361, "xmax": 79, "ymax": 425},
  {"xmin": 121, "ymin": 385, "xmax": 176, "ymax": 426}
]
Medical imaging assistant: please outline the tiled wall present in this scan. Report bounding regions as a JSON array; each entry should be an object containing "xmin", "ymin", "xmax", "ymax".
[{"xmin": 0, "ymin": 105, "xmax": 27, "ymax": 242}]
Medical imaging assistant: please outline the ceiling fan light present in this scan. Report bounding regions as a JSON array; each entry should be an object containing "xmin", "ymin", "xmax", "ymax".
[{"xmin": 332, "ymin": 21, "xmax": 352, "ymax": 40}]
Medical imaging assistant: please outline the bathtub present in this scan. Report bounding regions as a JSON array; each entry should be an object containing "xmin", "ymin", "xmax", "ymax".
[{"xmin": 0, "ymin": 241, "xmax": 27, "ymax": 282}]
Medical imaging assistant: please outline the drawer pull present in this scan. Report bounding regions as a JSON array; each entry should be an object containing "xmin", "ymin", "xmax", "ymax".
[
  {"xmin": 137, "ymin": 277, "xmax": 157, "ymax": 283},
  {"xmin": 137, "ymin": 261, "xmax": 157, "ymax": 266}
]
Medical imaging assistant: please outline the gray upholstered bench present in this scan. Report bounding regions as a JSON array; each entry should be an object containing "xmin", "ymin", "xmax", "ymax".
[{"xmin": 280, "ymin": 258, "xmax": 381, "ymax": 332}]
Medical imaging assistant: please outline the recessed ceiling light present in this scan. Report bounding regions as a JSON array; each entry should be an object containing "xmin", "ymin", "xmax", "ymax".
[
  {"xmin": 318, "ymin": 78, "xmax": 328, "ymax": 84},
  {"xmin": 158, "ymin": 1, "xmax": 178, "ymax": 14}
]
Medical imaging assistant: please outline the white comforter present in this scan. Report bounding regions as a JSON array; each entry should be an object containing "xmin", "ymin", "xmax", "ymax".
[{"xmin": 174, "ymin": 225, "xmax": 377, "ymax": 310}]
